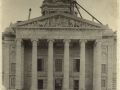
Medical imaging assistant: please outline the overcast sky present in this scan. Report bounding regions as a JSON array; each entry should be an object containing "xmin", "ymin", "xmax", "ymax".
[{"xmin": 1, "ymin": 0, "xmax": 118, "ymax": 31}]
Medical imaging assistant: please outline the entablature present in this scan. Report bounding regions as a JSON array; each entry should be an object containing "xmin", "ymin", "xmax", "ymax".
[{"xmin": 16, "ymin": 28, "xmax": 102, "ymax": 40}]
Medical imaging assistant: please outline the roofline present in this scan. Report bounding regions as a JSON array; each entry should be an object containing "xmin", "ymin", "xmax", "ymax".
[{"xmin": 12, "ymin": 12, "xmax": 107, "ymax": 29}]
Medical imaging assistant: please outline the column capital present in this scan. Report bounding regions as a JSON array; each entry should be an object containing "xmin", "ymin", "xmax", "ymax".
[
  {"xmin": 31, "ymin": 38, "xmax": 38, "ymax": 47},
  {"xmin": 63, "ymin": 39, "xmax": 71, "ymax": 43},
  {"xmin": 47, "ymin": 39, "xmax": 55, "ymax": 43},
  {"xmin": 79, "ymin": 39, "xmax": 87, "ymax": 43},
  {"xmin": 31, "ymin": 38, "xmax": 38, "ymax": 42}
]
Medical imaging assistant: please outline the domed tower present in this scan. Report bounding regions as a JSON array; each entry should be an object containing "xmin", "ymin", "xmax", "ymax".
[{"xmin": 41, "ymin": 0, "xmax": 76, "ymax": 16}]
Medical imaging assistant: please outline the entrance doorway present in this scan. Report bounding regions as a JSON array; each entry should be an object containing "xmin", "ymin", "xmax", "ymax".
[{"xmin": 55, "ymin": 78, "xmax": 62, "ymax": 90}]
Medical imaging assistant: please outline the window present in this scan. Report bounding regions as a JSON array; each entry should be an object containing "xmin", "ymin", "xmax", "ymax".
[
  {"xmin": 10, "ymin": 76, "xmax": 15, "ymax": 89},
  {"xmin": 38, "ymin": 79, "xmax": 43, "ymax": 89},
  {"xmin": 102, "ymin": 64, "xmax": 106, "ymax": 73},
  {"xmin": 11, "ymin": 63, "xmax": 16, "ymax": 74},
  {"xmin": 101, "ymin": 79, "xmax": 106, "ymax": 87},
  {"xmin": 37, "ymin": 59, "xmax": 44, "ymax": 72},
  {"xmin": 55, "ymin": 59, "xmax": 62, "ymax": 72},
  {"xmin": 50, "ymin": 11, "xmax": 55, "ymax": 14},
  {"xmin": 55, "ymin": 79, "xmax": 62, "ymax": 90},
  {"xmin": 42, "ymin": 11, "xmax": 45, "ymax": 15},
  {"xmin": 73, "ymin": 59, "xmax": 80, "ymax": 72},
  {"xmin": 74, "ymin": 80, "xmax": 79, "ymax": 90}
]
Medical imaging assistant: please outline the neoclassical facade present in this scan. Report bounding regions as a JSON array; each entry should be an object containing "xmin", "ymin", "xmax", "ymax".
[{"xmin": 2, "ymin": 0, "xmax": 116, "ymax": 90}]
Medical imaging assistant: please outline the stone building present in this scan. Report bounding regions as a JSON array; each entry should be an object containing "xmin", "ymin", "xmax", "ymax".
[{"xmin": 2, "ymin": 0, "xmax": 116, "ymax": 90}]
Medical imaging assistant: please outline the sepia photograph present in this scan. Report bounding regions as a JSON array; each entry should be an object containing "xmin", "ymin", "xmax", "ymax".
[{"xmin": 1, "ymin": 0, "xmax": 118, "ymax": 90}]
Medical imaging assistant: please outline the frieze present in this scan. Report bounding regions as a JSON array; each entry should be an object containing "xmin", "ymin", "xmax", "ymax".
[{"xmin": 16, "ymin": 29, "xmax": 102, "ymax": 39}]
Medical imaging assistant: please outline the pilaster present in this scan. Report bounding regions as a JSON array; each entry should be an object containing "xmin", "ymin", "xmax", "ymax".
[
  {"xmin": 107, "ymin": 45, "xmax": 113, "ymax": 90},
  {"xmin": 3, "ymin": 41, "xmax": 10, "ymax": 89},
  {"xmin": 93, "ymin": 40, "xmax": 102, "ymax": 90},
  {"xmin": 15, "ymin": 38, "xmax": 23, "ymax": 90}
]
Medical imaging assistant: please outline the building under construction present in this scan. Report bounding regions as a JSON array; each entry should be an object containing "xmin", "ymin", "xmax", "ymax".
[{"xmin": 2, "ymin": 0, "xmax": 116, "ymax": 90}]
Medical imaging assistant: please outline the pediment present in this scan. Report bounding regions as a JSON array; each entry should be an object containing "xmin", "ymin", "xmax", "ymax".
[{"xmin": 14, "ymin": 13, "xmax": 106, "ymax": 29}]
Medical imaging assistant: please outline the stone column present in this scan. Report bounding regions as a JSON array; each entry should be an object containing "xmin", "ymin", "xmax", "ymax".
[
  {"xmin": 93, "ymin": 40, "xmax": 102, "ymax": 90},
  {"xmin": 31, "ymin": 39, "xmax": 38, "ymax": 90},
  {"xmin": 16, "ymin": 39, "xmax": 23, "ymax": 90},
  {"xmin": 79, "ymin": 40, "xmax": 86, "ymax": 90},
  {"xmin": 63, "ymin": 39, "xmax": 70, "ymax": 90},
  {"xmin": 47, "ymin": 39, "xmax": 54, "ymax": 90}
]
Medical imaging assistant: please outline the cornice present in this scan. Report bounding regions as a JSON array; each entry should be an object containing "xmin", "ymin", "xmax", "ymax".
[{"xmin": 14, "ymin": 27, "xmax": 106, "ymax": 31}]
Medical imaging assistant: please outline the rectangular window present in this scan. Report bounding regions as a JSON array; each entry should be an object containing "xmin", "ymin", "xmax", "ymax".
[
  {"xmin": 10, "ymin": 76, "xmax": 15, "ymax": 89},
  {"xmin": 101, "ymin": 79, "xmax": 106, "ymax": 87},
  {"xmin": 73, "ymin": 59, "xmax": 80, "ymax": 72},
  {"xmin": 37, "ymin": 59, "xmax": 44, "ymax": 72},
  {"xmin": 38, "ymin": 79, "xmax": 43, "ymax": 89},
  {"xmin": 55, "ymin": 79, "xmax": 62, "ymax": 90},
  {"xmin": 102, "ymin": 64, "xmax": 106, "ymax": 73},
  {"xmin": 55, "ymin": 59, "xmax": 62, "ymax": 72},
  {"xmin": 11, "ymin": 63, "xmax": 16, "ymax": 74},
  {"xmin": 74, "ymin": 80, "xmax": 79, "ymax": 90}
]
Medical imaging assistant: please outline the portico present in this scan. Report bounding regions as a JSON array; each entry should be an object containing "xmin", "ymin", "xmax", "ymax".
[{"xmin": 15, "ymin": 35, "xmax": 102, "ymax": 90}]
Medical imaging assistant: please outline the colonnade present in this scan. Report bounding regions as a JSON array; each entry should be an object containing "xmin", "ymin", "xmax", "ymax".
[{"xmin": 15, "ymin": 39, "xmax": 102, "ymax": 90}]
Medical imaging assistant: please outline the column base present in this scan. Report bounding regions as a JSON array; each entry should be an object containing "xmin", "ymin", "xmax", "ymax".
[
  {"xmin": 63, "ymin": 88, "xmax": 69, "ymax": 90},
  {"xmin": 80, "ymin": 89, "xmax": 85, "ymax": 90},
  {"xmin": 9, "ymin": 89, "xmax": 22, "ymax": 90},
  {"xmin": 15, "ymin": 88, "xmax": 23, "ymax": 90}
]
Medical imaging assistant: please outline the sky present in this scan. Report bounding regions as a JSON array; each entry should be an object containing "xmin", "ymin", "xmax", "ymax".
[{"xmin": 1, "ymin": 0, "xmax": 118, "ymax": 31}]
